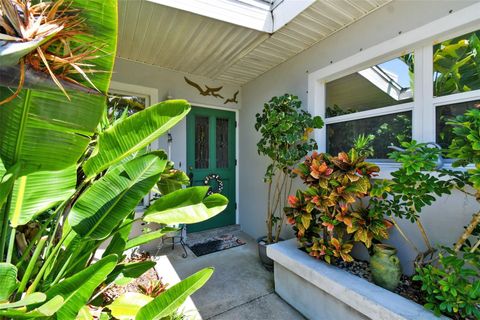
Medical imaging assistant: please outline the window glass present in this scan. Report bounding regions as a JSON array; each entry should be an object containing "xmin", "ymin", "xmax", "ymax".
[
  {"xmin": 216, "ymin": 118, "xmax": 229, "ymax": 168},
  {"xmin": 326, "ymin": 54, "xmax": 414, "ymax": 117},
  {"xmin": 195, "ymin": 116, "xmax": 210, "ymax": 169},
  {"xmin": 327, "ymin": 112, "xmax": 412, "ymax": 159},
  {"xmin": 107, "ymin": 93, "xmax": 146, "ymax": 120},
  {"xmin": 433, "ymin": 30, "xmax": 480, "ymax": 97},
  {"xmin": 436, "ymin": 100, "xmax": 480, "ymax": 150}
]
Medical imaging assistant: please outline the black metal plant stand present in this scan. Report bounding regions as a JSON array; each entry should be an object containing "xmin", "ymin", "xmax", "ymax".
[{"xmin": 161, "ymin": 224, "xmax": 188, "ymax": 258}]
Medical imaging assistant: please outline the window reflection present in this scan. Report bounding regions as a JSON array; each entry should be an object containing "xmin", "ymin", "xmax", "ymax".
[
  {"xmin": 326, "ymin": 54, "xmax": 414, "ymax": 117},
  {"xmin": 434, "ymin": 30, "xmax": 480, "ymax": 97},
  {"xmin": 327, "ymin": 112, "xmax": 412, "ymax": 159}
]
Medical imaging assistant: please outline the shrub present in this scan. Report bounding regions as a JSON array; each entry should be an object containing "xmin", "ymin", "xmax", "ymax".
[
  {"xmin": 287, "ymin": 137, "xmax": 391, "ymax": 263},
  {"xmin": 255, "ymin": 94, "xmax": 323, "ymax": 243}
]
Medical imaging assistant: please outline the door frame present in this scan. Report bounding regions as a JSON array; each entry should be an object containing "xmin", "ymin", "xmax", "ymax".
[{"xmin": 186, "ymin": 102, "xmax": 239, "ymax": 225}]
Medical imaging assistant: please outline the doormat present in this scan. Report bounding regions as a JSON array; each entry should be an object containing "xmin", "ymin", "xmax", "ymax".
[{"xmin": 188, "ymin": 234, "xmax": 246, "ymax": 257}]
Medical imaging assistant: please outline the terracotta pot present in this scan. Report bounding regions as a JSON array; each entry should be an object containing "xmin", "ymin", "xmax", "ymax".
[
  {"xmin": 257, "ymin": 236, "xmax": 283, "ymax": 271},
  {"xmin": 370, "ymin": 244, "xmax": 402, "ymax": 291}
]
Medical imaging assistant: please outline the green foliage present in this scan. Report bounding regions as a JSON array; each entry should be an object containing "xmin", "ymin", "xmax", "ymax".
[
  {"xmin": 0, "ymin": 1, "xmax": 225, "ymax": 318},
  {"xmin": 0, "ymin": 263, "xmax": 17, "ymax": 301},
  {"xmin": 434, "ymin": 31, "xmax": 480, "ymax": 96},
  {"xmin": 255, "ymin": 93, "xmax": 323, "ymax": 243},
  {"xmin": 413, "ymin": 248, "xmax": 480, "ymax": 318},
  {"xmin": 255, "ymin": 94, "xmax": 323, "ymax": 181},
  {"xmin": 136, "ymin": 268, "xmax": 214, "ymax": 320},
  {"xmin": 370, "ymin": 141, "xmax": 455, "ymax": 222},
  {"xmin": 143, "ymin": 186, "xmax": 228, "ymax": 225},
  {"xmin": 287, "ymin": 143, "xmax": 391, "ymax": 263},
  {"xmin": 448, "ymin": 108, "xmax": 480, "ymax": 188}
]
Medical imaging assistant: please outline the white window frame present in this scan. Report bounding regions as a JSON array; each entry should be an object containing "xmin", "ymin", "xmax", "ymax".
[{"xmin": 307, "ymin": 3, "xmax": 480, "ymax": 177}]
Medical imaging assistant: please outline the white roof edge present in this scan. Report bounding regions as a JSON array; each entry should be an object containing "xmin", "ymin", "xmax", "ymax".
[
  {"xmin": 272, "ymin": 0, "xmax": 316, "ymax": 32},
  {"xmin": 147, "ymin": 0, "xmax": 273, "ymax": 32},
  {"xmin": 146, "ymin": 0, "xmax": 315, "ymax": 33}
]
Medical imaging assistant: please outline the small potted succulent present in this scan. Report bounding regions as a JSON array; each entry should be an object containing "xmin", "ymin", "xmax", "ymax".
[{"xmin": 254, "ymin": 93, "xmax": 323, "ymax": 270}]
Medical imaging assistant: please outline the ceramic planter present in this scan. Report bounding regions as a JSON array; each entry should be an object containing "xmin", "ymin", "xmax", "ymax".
[
  {"xmin": 370, "ymin": 244, "xmax": 402, "ymax": 291},
  {"xmin": 257, "ymin": 236, "xmax": 283, "ymax": 271}
]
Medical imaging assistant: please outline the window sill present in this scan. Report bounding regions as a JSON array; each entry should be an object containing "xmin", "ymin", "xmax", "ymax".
[{"xmin": 371, "ymin": 161, "xmax": 472, "ymax": 180}]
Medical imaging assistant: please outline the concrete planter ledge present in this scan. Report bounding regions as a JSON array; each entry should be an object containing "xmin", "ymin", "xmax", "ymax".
[{"xmin": 267, "ymin": 239, "xmax": 446, "ymax": 320}]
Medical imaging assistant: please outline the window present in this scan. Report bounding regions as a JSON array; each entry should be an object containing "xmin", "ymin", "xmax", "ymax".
[
  {"xmin": 433, "ymin": 30, "xmax": 480, "ymax": 97},
  {"xmin": 325, "ymin": 55, "xmax": 414, "ymax": 159},
  {"xmin": 436, "ymin": 99, "xmax": 480, "ymax": 150},
  {"xmin": 107, "ymin": 93, "xmax": 147, "ymax": 122},
  {"xmin": 311, "ymin": 20, "xmax": 480, "ymax": 168},
  {"xmin": 433, "ymin": 30, "xmax": 480, "ymax": 155}
]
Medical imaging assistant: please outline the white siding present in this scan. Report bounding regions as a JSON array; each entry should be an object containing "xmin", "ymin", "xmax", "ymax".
[{"xmin": 239, "ymin": 0, "xmax": 479, "ymax": 274}]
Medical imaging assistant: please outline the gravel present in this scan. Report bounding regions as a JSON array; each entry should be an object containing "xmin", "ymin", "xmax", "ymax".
[{"xmin": 334, "ymin": 259, "xmax": 426, "ymax": 305}]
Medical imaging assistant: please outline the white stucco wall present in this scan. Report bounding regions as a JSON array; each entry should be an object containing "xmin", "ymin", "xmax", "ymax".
[
  {"xmin": 112, "ymin": 58, "xmax": 241, "ymax": 173},
  {"xmin": 239, "ymin": 0, "xmax": 479, "ymax": 274}
]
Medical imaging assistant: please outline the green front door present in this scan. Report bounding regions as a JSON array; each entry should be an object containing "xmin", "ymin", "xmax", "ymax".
[{"xmin": 187, "ymin": 107, "xmax": 236, "ymax": 232}]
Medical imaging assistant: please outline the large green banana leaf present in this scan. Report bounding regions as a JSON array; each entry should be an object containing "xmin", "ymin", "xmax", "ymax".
[
  {"xmin": 0, "ymin": 0, "xmax": 117, "ymax": 177},
  {"xmin": 105, "ymin": 261, "xmax": 156, "ymax": 286},
  {"xmin": 136, "ymin": 268, "xmax": 214, "ymax": 320},
  {"xmin": 45, "ymin": 255, "xmax": 117, "ymax": 319},
  {"xmin": 0, "ymin": 295, "xmax": 64, "ymax": 319},
  {"xmin": 8, "ymin": 165, "xmax": 76, "ymax": 227},
  {"xmin": 0, "ymin": 292, "xmax": 45, "ymax": 309},
  {"xmin": 69, "ymin": 154, "xmax": 167, "ymax": 240},
  {"xmin": 102, "ymin": 216, "xmax": 134, "ymax": 258},
  {"xmin": 0, "ymin": 263, "xmax": 17, "ymax": 302},
  {"xmin": 83, "ymin": 100, "xmax": 191, "ymax": 178},
  {"xmin": 108, "ymin": 292, "xmax": 152, "ymax": 320},
  {"xmin": 0, "ymin": 162, "xmax": 21, "ymax": 211},
  {"xmin": 143, "ymin": 187, "xmax": 228, "ymax": 225},
  {"xmin": 124, "ymin": 227, "xmax": 177, "ymax": 250}
]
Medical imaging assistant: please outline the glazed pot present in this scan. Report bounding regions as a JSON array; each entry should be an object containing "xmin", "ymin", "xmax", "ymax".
[
  {"xmin": 257, "ymin": 236, "xmax": 283, "ymax": 271},
  {"xmin": 370, "ymin": 244, "xmax": 402, "ymax": 291}
]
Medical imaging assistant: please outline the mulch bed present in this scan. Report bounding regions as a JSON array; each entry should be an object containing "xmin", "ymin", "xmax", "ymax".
[
  {"xmin": 103, "ymin": 252, "xmax": 163, "ymax": 304},
  {"xmin": 334, "ymin": 259, "xmax": 426, "ymax": 305}
]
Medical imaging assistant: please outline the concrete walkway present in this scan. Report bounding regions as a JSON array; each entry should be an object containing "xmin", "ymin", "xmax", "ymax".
[{"xmin": 152, "ymin": 226, "xmax": 305, "ymax": 320}]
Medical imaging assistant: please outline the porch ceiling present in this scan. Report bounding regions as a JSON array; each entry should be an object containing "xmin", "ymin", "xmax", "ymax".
[{"xmin": 117, "ymin": 0, "xmax": 392, "ymax": 85}]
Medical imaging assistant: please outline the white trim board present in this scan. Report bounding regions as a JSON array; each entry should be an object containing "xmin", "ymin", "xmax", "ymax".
[
  {"xmin": 307, "ymin": 2, "xmax": 480, "ymax": 178},
  {"xmin": 109, "ymin": 80, "xmax": 159, "ymax": 104},
  {"xmin": 308, "ymin": 2, "xmax": 480, "ymax": 83}
]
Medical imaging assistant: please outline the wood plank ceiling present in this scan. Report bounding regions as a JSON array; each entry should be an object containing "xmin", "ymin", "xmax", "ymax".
[{"xmin": 117, "ymin": 0, "xmax": 392, "ymax": 85}]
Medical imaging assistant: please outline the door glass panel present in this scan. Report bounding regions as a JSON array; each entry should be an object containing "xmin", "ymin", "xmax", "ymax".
[
  {"xmin": 216, "ymin": 118, "xmax": 229, "ymax": 168},
  {"xmin": 195, "ymin": 116, "xmax": 209, "ymax": 169}
]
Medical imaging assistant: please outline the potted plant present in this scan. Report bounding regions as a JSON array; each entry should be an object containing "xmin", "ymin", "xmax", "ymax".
[{"xmin": 254, "ymin": 94, "xmax": 323, "ymax": 269}]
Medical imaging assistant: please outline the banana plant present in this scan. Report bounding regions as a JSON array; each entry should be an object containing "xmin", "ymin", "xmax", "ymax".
[{"xmin": 0, "ymin": 0, "xmax": 226, "ymax": 318}]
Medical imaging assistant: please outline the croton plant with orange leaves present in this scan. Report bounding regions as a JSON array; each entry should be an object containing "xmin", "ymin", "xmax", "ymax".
[{"xmin": 286, "ymin": 141, "xmax": 393, "ymax": 263}]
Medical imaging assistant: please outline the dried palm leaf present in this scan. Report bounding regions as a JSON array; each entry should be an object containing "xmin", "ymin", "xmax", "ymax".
[{"xmin": 0, "ymin": 0, "xmax": 104, "ymax": 105}]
